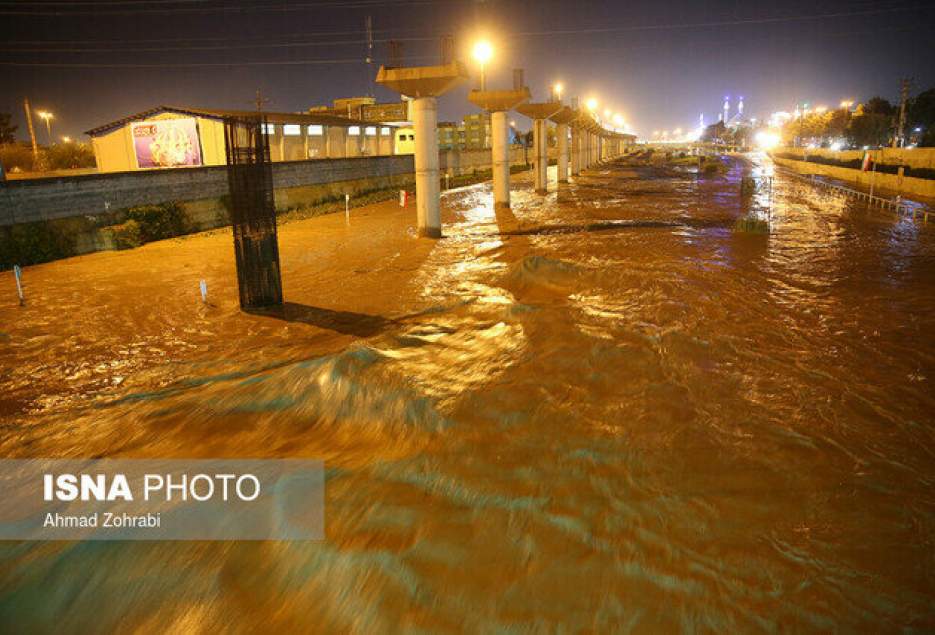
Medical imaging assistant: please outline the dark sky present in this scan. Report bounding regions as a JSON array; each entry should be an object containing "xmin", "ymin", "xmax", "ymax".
[{"xmin": 2, "ymin": 0, "xmax": 935, "ymax": 142}]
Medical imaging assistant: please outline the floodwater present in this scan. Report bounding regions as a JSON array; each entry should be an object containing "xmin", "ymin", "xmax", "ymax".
[{"xmin": 1, "ymin": 154, "xmax": 934, "ymax": 632}]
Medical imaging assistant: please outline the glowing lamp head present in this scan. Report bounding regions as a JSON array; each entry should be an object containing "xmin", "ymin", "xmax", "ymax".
[
  {"xmin": 754, "ymin": 130, "xmax": 780, "ymax": 150},
  {"xmin": 585, "ymin": 98, "xmax": 598, "ymax": 112},
  {"xmin": 37, "ymin": 110, "xmax": 53, "ymax": 121},
  {"xmin": 472, "ymin": 40, "xmax": 493, "ymax": 65},
  {"xmin": 553, "ymin": 82, "xmax": 563, "ymax": 96}
]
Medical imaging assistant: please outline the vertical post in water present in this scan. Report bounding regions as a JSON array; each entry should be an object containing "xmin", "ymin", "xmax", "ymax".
[
  {"xmin": 13, "ymin": 265, "xmax": 24, "ymax": 306},
  {"xmin": 224, "ymin": 115, "xmax": 283, "ymax": 309}
]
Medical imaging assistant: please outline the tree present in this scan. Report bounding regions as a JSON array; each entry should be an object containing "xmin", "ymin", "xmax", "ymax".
[
  {"xmin": 0, "ymin": 113, "xmax": 17, "ymax": 144},
  {"xmin": 864, "ymin": 96, "xmax": 895, "ymax": 117},
  {"xmin": 909, "ymin": 88, "xmax": 935, "ymax": 147},
  {"xmin": 847, "ymin": 105, "xmax": 891, "ymax": 147}
]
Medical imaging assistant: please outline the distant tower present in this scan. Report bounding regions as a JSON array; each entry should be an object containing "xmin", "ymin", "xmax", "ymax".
[
  {"xmin": 738, "ymin": 96, "xmax": 744, "ymax": 118},
  {"xmin": 699, "ymin": 112, "xmax": 704, "ymax": 128},
  {"xmin": 723, "ymin": 96, "xmax": 730, "ymax": 124}
]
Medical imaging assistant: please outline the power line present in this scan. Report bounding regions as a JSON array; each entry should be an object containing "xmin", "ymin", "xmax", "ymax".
[
  {"xmin": 0, "ymin": 0, "xmax": 452, "ymax": 16},
  {"xmin": 0, "ymin": 54, "xmax": 438, "ymax": 68}
]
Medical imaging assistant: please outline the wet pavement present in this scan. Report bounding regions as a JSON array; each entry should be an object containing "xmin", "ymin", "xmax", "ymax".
[{"xmin": 1, "ymin": 154, "xmax": 934, "ymax": 632}]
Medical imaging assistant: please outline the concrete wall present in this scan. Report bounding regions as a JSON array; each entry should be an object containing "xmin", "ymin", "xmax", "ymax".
[
  {"xmin": 1, "ymin": 155, "xmax": 415, "ymax": 228},
  {"xmin": 439, "ymin": 147, "xmax": 527, "ymax": 176},
  {"xmin": 773, "ymin": 155, "xmax": 935, "ymax": 201},
  {"xmin": 1, "ymin": 145, "xmax": 538, "ymax": 233},
  {"xmin": 777, "ymin": 146, "xmax": 935, "ymax": 170}
]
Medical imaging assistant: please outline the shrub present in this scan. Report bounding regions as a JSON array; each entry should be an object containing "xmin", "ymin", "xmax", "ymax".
[
  {"xmin": 0, "ymin": 221, "xmax": 76, "ymax": 268},
  {"xmin": 0, "ymin": 143, "xmax": 36, "ymax": 173},
  {"xmin": 702, "ymin": 161, "xmax": 726, "ymax": 175},
  {"xmin": 44, "ymin": 142, "xmax": 96, "ymax": 170},
  {"xmin": 734, "ymin": 216, "xmax": 770, "ymax": 234},
  {"xmin": 109, "ymin": 220, "xmax": 142, "ymax": 250},
  {"xmin": 126, "ymin": 202, "xmax": 189, "ymax": 242}
]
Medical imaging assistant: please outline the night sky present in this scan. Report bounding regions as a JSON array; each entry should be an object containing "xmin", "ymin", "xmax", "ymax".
[{"xmin": 2, "ymin": 0, "xmax": 935, "ymax": 142}]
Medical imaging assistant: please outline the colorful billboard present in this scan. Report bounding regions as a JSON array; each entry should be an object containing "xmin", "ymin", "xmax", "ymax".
[{"xmin": 131, "ymin": 118, "xmax": 203, "ymax": 169}]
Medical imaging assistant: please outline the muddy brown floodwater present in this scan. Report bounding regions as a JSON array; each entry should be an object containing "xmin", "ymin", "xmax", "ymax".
[{"xmin": 1, "ymin": 155, "xmax": 934, "ymax": 632}]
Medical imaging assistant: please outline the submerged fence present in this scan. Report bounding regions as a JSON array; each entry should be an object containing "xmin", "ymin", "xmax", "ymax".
[{"xmin": 776, "ymin": 165, "xmax": 931, "ymax": 223}]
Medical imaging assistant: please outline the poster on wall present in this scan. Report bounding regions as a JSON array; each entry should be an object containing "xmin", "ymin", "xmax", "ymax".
[{"xmin": 131, "ymin": 118, "xmax": 203, "ymax": 168}]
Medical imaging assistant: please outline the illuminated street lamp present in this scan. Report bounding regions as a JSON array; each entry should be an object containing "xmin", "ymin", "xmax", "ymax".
[
  {"xmin": 61, "ymin": 136, "xmax": 71, "ymax": 143},
  {"xmin": 552, "ymin": 82, "xmax": 563, "ymax": 102},
  {"xmin": 472, "ymin": 40, "xmax": 493, "ymax": 91},
  {"xmin": 37, "ymin": 110, "xmax": 54, "ymax": 145},
  {"xmin": 840, "ymin": 100, "xmax": 853, "ymax": 110},
  {"xmin": 586, "ymin": 98, "xmax": 598, "ymax": 112}
]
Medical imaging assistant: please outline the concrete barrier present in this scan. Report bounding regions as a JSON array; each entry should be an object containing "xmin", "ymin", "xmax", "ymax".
[
  {"xmin": 776, "ymin": 146, "xmax": 935, "ymax": 171},
  {"xmin": 772, "ymin": 156, "xmax": 935, "ymax": 202}
]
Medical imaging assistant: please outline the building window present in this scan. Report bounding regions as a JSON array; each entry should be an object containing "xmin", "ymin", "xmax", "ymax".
[
  {"xmin": 348, "ymin": 126, "xmax": 360, "ymax": 136},
  {"xmin": 365, "ymin": 126, "xmax": 377, "ymax": 136},
  {"xmin": 262, "ymin": 123, "xmax": 276, "ymax": 135},
  {"xmin": 283, "ymin": 124, "xmax": 301, "ymax": 136},
  {"xmin": 381, "ymin": 127, "xmax": 391, "ymax": 135},
  {"xmin": 408, "ymin": 134, "xmax": 415, "ymax": 140},
  {"xmin": 307, "ymin": 125, "xmax": 323, "ymax": 136}
]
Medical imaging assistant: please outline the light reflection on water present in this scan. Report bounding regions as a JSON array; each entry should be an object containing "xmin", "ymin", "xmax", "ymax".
[{"xmin": 1, "ymin": 155, "xmax": 934, "ymax": 632}]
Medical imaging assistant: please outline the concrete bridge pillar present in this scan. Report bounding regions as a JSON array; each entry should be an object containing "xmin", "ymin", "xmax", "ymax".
[
  {"xmin": 467, "ymin": 88, "xmax": 531, "ymax": 210},
  {"xmin": 533, "ymin": 119, "xmax": 547, "ymax": 194},
  {"xmin": 376, "ymin": 62, "xmax": 468, "ymax": 238},
  {"xmin": 517, "ymin": 101, "xmax": 562, "ymax": 195},
  {"xmin": 557, "ymin": 123, "xmax": 569, "ymax": 183},
  {"xmin": 571, "ymin": 125, "xmax": 580, "ymax": 176},
  {"xmin": 491, "ymin": 110, "xmax": 510, "ymax": 209},
  {"xmin": 412, "ymin": 97, "xmax": 441, "ymax": 237}
]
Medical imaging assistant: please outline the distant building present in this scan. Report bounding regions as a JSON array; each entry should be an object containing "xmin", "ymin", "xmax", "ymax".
[
  {"xmin": 437, "ymin": 121, "xmax": 464, "ymax": 150},
  {"xmin": 463, "ymin": 113, "xmax": 491, "ymax": 149},
  {"xmin": 85, "ymin": 105, "xmax": 395, "ymax": 173}
]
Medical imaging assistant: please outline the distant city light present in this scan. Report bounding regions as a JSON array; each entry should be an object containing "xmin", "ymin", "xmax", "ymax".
[
  {"xmin": 586, "ymin": 98, "xmax": 598, "ymax": 111},
  {"xmin": 754, "ymin": 130, "xmax": 780, "ymax": 149}
]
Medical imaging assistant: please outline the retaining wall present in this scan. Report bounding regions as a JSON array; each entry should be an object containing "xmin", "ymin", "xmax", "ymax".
[
  {"xmin": 0, "ymin": 155, "xmax": 415, "ymax": 227},
  {"xmin": 772, "ymin": 155, "xmax": 935, "ymax": 201},
  {"xmin": 776, "ymin": 146, "xmax": 935, "ymax": 171}
]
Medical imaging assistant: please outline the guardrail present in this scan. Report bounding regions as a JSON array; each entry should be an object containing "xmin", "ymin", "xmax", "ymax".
[{"xmin": 776, "ymin": 165, "xmax": 930, "ymax": 223}]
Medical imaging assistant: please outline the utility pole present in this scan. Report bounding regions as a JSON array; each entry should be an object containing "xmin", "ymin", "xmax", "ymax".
[
  {"xmin": 893, "ymin": 78, "xmax": 910, "ymax": 148},
  {"xmin": 254, "ymin": 89, "xmax": 270, "ymax": 113},
  {"xmin": 23, "ymin": 97, "xmax": 38, "ymax": 164},
  {"xmin": 365, "ymin": 15, "xmax": 374, "ymax": 96}
]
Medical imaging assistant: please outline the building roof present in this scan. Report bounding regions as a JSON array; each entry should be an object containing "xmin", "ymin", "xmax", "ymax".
[{"xmin": 85, "ymin": 105, "xmax": 383, "ymax": 137}]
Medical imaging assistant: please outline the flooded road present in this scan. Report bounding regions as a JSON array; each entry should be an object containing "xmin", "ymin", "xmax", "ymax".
[{"xmin": 1, "ymin": 154, "xmax": 934, "ymax": 632}]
